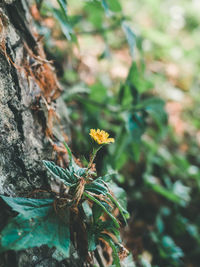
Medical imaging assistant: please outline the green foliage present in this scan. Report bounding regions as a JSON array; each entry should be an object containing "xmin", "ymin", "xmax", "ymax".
[
  {"xmin": 47, "ymin": 0, "xmax": 200, "ymax": 265},
  {"xmin": 51, "ymin": 8, "xmax": 73, "ymax": 40},
  {"xmin": 0, "ymin": 197, "xmax": 70, "ymax": 256},
  {"xmin": 57, "ymin": 0, "xmax": 67, "ymax": 15},
  {"xmin": 121, "ymin": 21, "xmax": 136, "ymax": 58},
  {"xmin": 66, "ymin": 62, "xmax": 167, "ymax": 171},
  {"xmin": 9, "ymin": 0, "xmax": 200, "ymax": 266},
  {"xmin": 0, "ymin": 144, "xmax": 129, "ymax": 265},
  {"xmin": 43, "ymin": 160, "xmax": 77, "ymax": 186}
]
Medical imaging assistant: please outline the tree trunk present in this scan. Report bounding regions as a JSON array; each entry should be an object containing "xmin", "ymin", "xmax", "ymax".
[{"xmin": 0, "ymin": 1, "xmax": 72, "ymax": 266}]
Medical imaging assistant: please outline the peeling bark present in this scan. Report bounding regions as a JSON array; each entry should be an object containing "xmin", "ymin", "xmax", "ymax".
[{"xmin": 0, "ymin": 1, "xmax": 72, "ymax": 266}]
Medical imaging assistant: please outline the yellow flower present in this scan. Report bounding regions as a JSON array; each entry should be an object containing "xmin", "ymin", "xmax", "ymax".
[{"xmin": 89, "ymin": 129, "xmax": 115, "ymax": 145}]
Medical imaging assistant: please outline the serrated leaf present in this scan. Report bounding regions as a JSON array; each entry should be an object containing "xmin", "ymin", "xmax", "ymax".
[
  {"xmin": 0, "ymin": 198, "xmax": 70, "ymax": 256},
  {"xmin": 122, "ymin": 22, "xmax": 136, "ymax": 58},
  {"xmin": 74, "ymin": 167, "xmax": 87, "ymax": 177},
  {"xmin": 43, "ymin": 160, "xmax": 76, "ymax": 186},
  {"xmin": 85, "ymin": 181, "xmax": 108, "ymax": 195},
  {"xmin": 83, "ymin": 191, "xmax": 119, "ymax": 228},
  {"xmin": 63, "ymin": 142, "xmax": 87, "ymax": 177}
]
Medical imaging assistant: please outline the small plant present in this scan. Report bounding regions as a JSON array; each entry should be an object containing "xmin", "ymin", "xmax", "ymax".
[{"xmin": 0, "ymin": 129, "xmax": 130, "ymax": 266}]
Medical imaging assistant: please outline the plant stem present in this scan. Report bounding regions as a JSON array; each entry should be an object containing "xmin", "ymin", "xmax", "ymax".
[{"xmin": 86, "ymin": 146, "xmax": 102, "ymax": 175}]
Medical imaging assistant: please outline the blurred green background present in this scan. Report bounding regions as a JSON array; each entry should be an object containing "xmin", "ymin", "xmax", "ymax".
[{"xmin": 35, "ymin": 0, "xmax": 200, "ymax": 266}]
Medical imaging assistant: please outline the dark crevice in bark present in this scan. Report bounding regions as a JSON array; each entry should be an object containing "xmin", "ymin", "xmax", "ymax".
[
  {"xmin": 11, "ymin": 144, "xmax": 28, "ymax": 181},
  {"xmin": 6, "ymin": 40, "xmax": 25, "ymax": 141},
  {"xmin": 35, "ymin": 109, "xmax": 47, "ymax": 136},
  {"xmin": 4, "ymin": 251, "xmax": 18, "ymax": 267},
  {"xmin": 7, "ymin": 100, "xmax": 24, "ymax": 141},
  {"xmin": 5, "ymin": 1, "xmax": 38, "ymax": 54},
  {"xmin": 11, "ymin": 39, "xmax": 22, "ymax": 51},
  {"xmin": 5, "ymin": 37, "xmax": 17, "ymax": 63}
]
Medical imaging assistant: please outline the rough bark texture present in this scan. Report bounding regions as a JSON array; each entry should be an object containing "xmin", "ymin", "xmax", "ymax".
[
  {"xmin": 0, "ymin": 1, "xmax": 73, "ymax": 266},
  {"xmin": 0, "ymin": 0, "xmax": 51, "ymax": 196}
]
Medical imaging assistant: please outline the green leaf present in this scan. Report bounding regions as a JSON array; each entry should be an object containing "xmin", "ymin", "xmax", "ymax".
[
  {"xmin": 145, "ymin": 176, "xmax": 182, "ymax": 204},
  {"xmin": 125, "ymin": 62, "xmax": 152, "ymax": 94},
  {"xmin": 99, "ymin": 233, "xmax": 121, "ymax": 267},
  {"xmin": 0, "ymin": 197, "xmax": 70, "ymax": 256},
  {"xmin": 51, "ymin": 8, "xmax": 73, "ymax": 40},
  {"xmin": 73, "ymin": 167, "xmax": 87, "ymax": 177},
  {"xmin": 63, "ymin": 142, "xmax": 87, "ymax": 177},
  {"xmin": 108, "ymin": 0, "xmax": 122, "ymax": 12},
  {"xmin": 89, "ymin": 82, "xmax": 107, "ymax": 103},
  {"xmin": 85, "ymin": 1, "xmax": 104, "ymax": 28},
  {"xmin": 82, "ymin": 201, "xmax": 93, "ymax": 219},
  {"xmin": 83, "ymin": 191, "xmax": 120, "ymax": 228},
  {"xmin": 96, "ymin": 173, "xmax": 116, "ymax": 182},
  {"xmin": 107, "ymin": 193, "xmax": 129, "ymax": 224},
  {"xmin": 43, "ymin": 160, "xmax": 76, "ymax": 186},
  {"xmin": 101, "ymin": 0, "xmax": 110, "ymax": 15},
  {"xmin": 88, "ymin": 227, "xmax": 97, "ymax": 251},
  {"xmin": 138, "ymin": 97, "xmax": 167, "ymax": 128},
  {"xmin": 156, "ymin": 215, "xmax": 164, "ymax": 233},
  {"xmin": 57, "ymin": 0, "xmax": 67, "ymax": 15},
  {"xmin": 85, "ymin": 181, "xmax": 108, "ymax": 195},
  {"xmin": 1, "ymin": 196, "xmax": 53, "ymax": 217},
  {"xmin": 63, "ymin": 142, "xmax": 72, "ymax": 163},
  {"xmin": 108, "ymin": 182, "xmax": 128, "ymax": 210},
  {"xmin": 122, "ymin": 22, "xmax": 136, "ymax": 58},
  {"xmin": 92, "ymin": 203, "xmax": 104, "ymax": 223},
  {"xmin": 62, "ymin": 83, "xmax": 90, "ymax": 101},
  {"xmin": 161, "ymin": 236, "xmax": 183, "ymax": 260},
  {"xmin": 124, "ymin": 112, "xmax": 146, "ymax": 142},
  {"xmin": 88, "ymin": 179, "xmax": 127, "ymax": 224},
  {"xmin": 101, "ymin": 0, "xmax": 121, "ymax": 14},
  {"xmin": 99, "ymin": 220, "xmax": 120, "ymax": 238}
]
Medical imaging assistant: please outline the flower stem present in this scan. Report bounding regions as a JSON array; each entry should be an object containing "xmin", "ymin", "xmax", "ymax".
[{"xmin": 86, "ymin": 146, "xmax": 103, "ymax": 175}]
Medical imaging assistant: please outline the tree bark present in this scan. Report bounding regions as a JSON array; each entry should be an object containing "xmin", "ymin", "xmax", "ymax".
[{"xmin": 0, "ymin": 1, "xmax": 72, "ymax": 266}]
